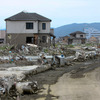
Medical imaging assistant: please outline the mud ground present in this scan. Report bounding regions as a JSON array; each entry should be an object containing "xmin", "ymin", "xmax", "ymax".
[
  {"xmin": 1, "ymin": 57, "xmax": 100, "ymax": 100},
  {"xmin": 21, "ymin": 57, "xmax": 100, "ymax": 100}
]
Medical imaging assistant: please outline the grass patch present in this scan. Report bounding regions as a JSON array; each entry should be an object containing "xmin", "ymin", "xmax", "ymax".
[
  {"xmin": 66, "ymin": 44, "xmax": 74, "ymax": 48},
  {"xmin": 44, "ymin": 49, "xmax": 48, "ymax": 53}
]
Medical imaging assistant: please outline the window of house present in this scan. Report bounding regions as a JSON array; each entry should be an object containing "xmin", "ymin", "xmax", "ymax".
[
  {"xmin": 26, "ymin": 23, "xmax": 33, "ymax": 29},
  {"xmin": 26, "ymin": 37, "xmax": 35, "ymax": 44},
  {"xmin": 42, "ymin": 23, "xmax": 46, "ymax": 30},
  {"xmin": 80, "ymin": 35, "xmax": 83, "ymax": 38},
  {"xmin": 42, "ymin": 36, "xmax": 47, "ymax": 43}
]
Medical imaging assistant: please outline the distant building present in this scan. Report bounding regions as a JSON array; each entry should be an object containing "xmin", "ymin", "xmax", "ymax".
[
  {"xmin": 0, "ymin": 30, "xmax": 6, "ymax": 44},
  {"xmin": 68, "ymin": 31, "xmax": 86, "ymax": 45},
  {"xmin": 55, "ymin": 36, "xmax": 70, "ymax": 44},
  {"xmin": 62, "ymin": 36, "xmax": 69, "ymax": 43},
  {"xmin": 84, "ymin": 27, "xmax": 100, "ymax": 39},
  {"xmin": 5, "ymin": 11, "xmax": 55, "ymax": 48},
  {"xmin": 88, "ymin": 36, "xmax": 98, "ymax": 43},
  {"xmin": 98, "ymin": 36, "xmax": 100, "ymax": 44}
]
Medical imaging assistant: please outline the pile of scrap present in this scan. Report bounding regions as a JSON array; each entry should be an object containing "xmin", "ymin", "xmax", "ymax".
[
  {"xmin": 82, "ymin": 46, "xmax": 97, "ymax": 51},
  {"xmin": 0, "ymin": 64, "xmax": 53, "ymax": 99},
  {"xmin": 73, "ymin": 49, "xmax": 100, "ymax": 61},
  {"xmin": 20, "ymin": 44, "xmax": 40, "ymax": 56},
  {"xmin": 0, "ymin": 76, "xmax": 39, "ymax": 99},
  {"xmin": 16, "ymin": 81, "xmax": 39, "ymax": 95},
  {"xmin": 0, "ymin": 74, "xmax": 17, "ymax": 96},
  {"xmin": 0, "ymin": 43, "xmax": 100, "ymax": 100}
]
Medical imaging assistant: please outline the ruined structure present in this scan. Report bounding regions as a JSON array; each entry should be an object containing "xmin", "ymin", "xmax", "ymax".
[
  {"xmin": 5, "ymin": 11, "xmax": 55, "ymax": 48},
  {"xmin": 0, "ymin": 30, "xmax": 6, "ymax": 44},
  {"xmin": 68, "ymin": 31, "xmax": 86, "ymax": 45}
]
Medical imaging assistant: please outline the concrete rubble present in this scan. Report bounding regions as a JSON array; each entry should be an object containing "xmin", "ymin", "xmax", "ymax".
[
  {"xmin": 73, "ymin": 50, "xmax": 100, "ymax": 61},
  {"xmin": 0, "ymin": 44, "xmax": 100, "ymax": 99},
  {"xmin": 16, "ymin": 81, "xmax": 39, "ymax": 94},
  {"xmin": 0, "ymin": 65, "xmax": 51, "ymax": 99}
]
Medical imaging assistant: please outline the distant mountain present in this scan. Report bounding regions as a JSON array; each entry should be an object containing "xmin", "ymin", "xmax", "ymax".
[{"xmin": 54, "ymin": 23, "xmax": 100, "ymax": 37}]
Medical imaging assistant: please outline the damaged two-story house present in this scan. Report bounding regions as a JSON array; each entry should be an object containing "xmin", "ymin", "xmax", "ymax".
[
  {"xmin": 5, "ymin": 11, "xmax": 55, "ymax": 48},
  {"xmin": 68, "ymin": 31, "xmax": 86, "ymax": 45}
]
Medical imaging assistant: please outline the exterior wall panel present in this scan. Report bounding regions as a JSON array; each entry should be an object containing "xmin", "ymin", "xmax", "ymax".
[
  {"xmin": 76, "ymin": 34, "xmax": 86, "ymax": 38},
  {"xmin": 6, "ymin": 21, "xmax": 50, "ymax": 34},
  {"xmin": 6, "ymin": 21, "xmax": 38, "ymax": 33},
  {"xmin": 39, "ymin": 22, "xmax": 50, "ymax": 33}
]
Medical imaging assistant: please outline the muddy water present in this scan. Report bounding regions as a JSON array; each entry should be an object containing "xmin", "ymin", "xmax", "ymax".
[{"xmin": 37, "ymin": 67, "xmax": 100, "ymax": 100}]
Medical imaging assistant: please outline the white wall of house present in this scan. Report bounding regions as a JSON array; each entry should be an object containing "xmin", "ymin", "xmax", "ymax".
[
  {"xmin": 76, "ymin": 34, "xmax": 86, "ymax": 38},
  {"xmin": 39, "ymin": 22, "xmax": 50, "ymax": 33},
  {"xmin": 6, "ymin": 21, "xmax": 50, "ymax": 34}
]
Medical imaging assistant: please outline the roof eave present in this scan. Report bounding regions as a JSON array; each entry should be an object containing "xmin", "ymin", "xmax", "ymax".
[{"xmin": 5, "ymin": 19, "xmax": 51, "ymax": 22}]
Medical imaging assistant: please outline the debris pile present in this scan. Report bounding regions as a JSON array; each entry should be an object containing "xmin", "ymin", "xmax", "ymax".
[
  {"xmin": 16, "ymin": 81, "xmax": 39, "ymax": 95},
  {"xmin": 73, "ymin": 50, "xmax": 100, "ymax": 61},
  {"xmin": 0, "ymin": 75, "xmax": 39, "ymax": 99},
  {"xmin": 0, "ymin": 74, "xmax": 17, "ymax": 96},
  {"xmin": 0, "ymin": 43, "xmax": 100, "ymax": 99}
]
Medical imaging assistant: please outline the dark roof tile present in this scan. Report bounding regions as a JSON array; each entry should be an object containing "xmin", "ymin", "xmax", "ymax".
[
  {"xmin": 5, "ymin": 12, "xmax": 51, "ymax": 21},
  {"xmin": 70, "ymin": 31, "xmax": 86, "ymax": 35}
]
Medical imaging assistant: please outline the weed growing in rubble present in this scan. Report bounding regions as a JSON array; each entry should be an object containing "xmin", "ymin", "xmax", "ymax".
[
  {"xmin": 66, "ymin": 44, "xmax": 74, "ymax": 48},
  {"xmin": 44, "ymin": 49, "xmax": 48, "ymax": 53}
]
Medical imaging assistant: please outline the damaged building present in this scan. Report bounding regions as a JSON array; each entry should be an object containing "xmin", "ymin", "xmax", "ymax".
[
  {"xmin": 68, "ymin": 31, "xmax": 86, "ymax": 45},
  {"xmin": 5, "ymin": 11, "xmax": 55, "ymax": 48},
  {"xmin": 0, "ymin": 30, "xmax": 6, "ymax": 44}
]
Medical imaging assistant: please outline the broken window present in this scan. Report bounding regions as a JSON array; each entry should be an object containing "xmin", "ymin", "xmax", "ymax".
[
  {"xmin": 26, "ymin": 37, "xmax": 35, "ymax": 44},
  {"xmin": 42, "ymin": 36, "xmax": 47, "ymax": 43},
  {"xmin": 26, "ymin": 23, "xmax": 33, "ymax": 29},
  {"xmin": 42, "ymin": 23, "xmax": 46, "ymax": 30},
  {"xmin": 80, "ymin": 35, "xmax": 83, "ymax": 38},
  {"xmin": 0, "ymin": 39, "xmax": 4, "ymax": 44}
]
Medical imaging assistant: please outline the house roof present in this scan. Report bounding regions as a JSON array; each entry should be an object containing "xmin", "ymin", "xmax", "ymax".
[
  {"xmin": 70, "ymin": 31, "xmax": 86, "ymax": 35},
  {"xmin": 5, "ymin": 11, "xmax": 51, "ymax": 22},
  {"xmin": 59, "ymin": 36, "xmax": 70, "ymax": 39},
  {"xmin": 69, "ymin": 37, "xmax": 86, "ymax": 39}
]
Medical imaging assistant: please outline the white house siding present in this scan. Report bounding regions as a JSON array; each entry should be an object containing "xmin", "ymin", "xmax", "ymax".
[
  {"xmin": 39, "ymin": 22, "xmax": 50, "ymax": 33},
  {"xmin": 6, "ymin": 21, "xmax": 38, "ymax": 33},
  {"xmin": 76, "ymin": 34, "xmax": 86, "ymax": 38},
  {"xmin": 6, "ymin": 21, "xmax": 50, "ymax": 34}
]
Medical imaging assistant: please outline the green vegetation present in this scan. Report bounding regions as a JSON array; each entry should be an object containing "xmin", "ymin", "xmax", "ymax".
[
  {"xmin": 85, "ymin": 43, "xmax": 93, "ymax": 46},
  {"xmin": 0, "ymin": 45, "xmax": 14, "ymax": 51},
  {"xmin": 0, "ymin": 46, "xmax": 7, "ymax": 50},
  {"xmin": 66, "ymin": 44, "xmax": 74, "ymax": 48},
  {"xmin": 44, "ymin": 48, "xmax": 48, "ymax": 53},
  {"xmin": 55, "ymin": 43, "xmax": 61, "ymax": 48}
]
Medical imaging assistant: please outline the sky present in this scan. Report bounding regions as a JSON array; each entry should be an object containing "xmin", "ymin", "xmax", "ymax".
[{"xmin": 0, "ymin": 0, "xmax": 100, "ymax": 29}]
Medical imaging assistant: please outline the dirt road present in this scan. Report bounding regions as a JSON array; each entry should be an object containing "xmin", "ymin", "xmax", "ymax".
[{"xmin": 47, "ymin": 67, "xmax": 100, "ymax": 100}]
